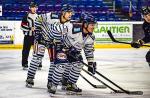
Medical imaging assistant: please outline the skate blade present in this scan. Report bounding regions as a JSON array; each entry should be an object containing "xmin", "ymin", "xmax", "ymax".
[
  {"xmin": 49, "ymin": 93, "xmax": 55, "ymax": 97},
  {"xmin": 48, "ymin": 89, "xmax": 56, "ymax": 94},
  {"xmin": 23, "ymin": 67, "xmax": 28, "ymax": 70},
  {"xmin": 96, "ymin": 85, "xmax": 107, "ymax": 89},
  {"xmin": 38, "ymin": 67, "xmax": 42, "ymax": 70},
  {"xmin": 61, "ymin": 86, "xmax": 67, "ymax": 91},
  {"xmin": 76, "ymin": 92, "xmax": 82, "ymax": 95},
  {"xmin": 66, "ymin": 91, "xmax": 82, "ymax": 95},
  {"xmin": 66, "ymin": 91, "xmax": 75, "ymax": 95},
  {"xmin": 26, "ymin": 84, "xmax": 33, "ymax": 88}
]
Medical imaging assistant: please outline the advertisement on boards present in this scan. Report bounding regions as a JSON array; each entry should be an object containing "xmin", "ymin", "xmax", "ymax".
[
  {"xmin": 94, "ymin": 22, "xmax": 133, "ymax": 43},
  {"xmin": 0, "ymin": 21, "xmax": 15, "ymax": 44}
]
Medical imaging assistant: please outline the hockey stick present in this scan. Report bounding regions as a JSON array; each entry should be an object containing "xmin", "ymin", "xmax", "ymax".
[
  {"xmin": 81, "ymin": 60, "xmax": 143, "ymax": 95},
  {"xmin": 107, "ymin": 30, "xmax": 150, "ymax": 47},
  {"xmin": 80, "ymin": 73, "xmax": 107, "ymax": 89},
  {"xmin": 69, "ymin": 54, "xmax": 143, "ymax": 95},
  {"xmin": 82, "ymin": 68, "xmax": 119, "ymax": 92}
]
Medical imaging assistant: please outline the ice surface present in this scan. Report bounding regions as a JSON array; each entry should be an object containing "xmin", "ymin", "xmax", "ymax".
[{"xmin": 0, "ymin": 48, "xmax": 150, "ymax": 98}]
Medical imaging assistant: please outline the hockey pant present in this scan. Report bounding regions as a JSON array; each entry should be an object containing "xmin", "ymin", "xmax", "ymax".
[
  {"xmin": 47, "ymin": 45, "xmax": 56, "ymax": 82},
  {"xmin": 50, "ymin": 43, "xmax": 69, "ymax": 85},
  {"xmin": 27, "ymin": 40, "xmax": 54, "ymax": 79},
  {"xmin": 63, "ymin": 52, "xmax": 84, "ymax": 84}
]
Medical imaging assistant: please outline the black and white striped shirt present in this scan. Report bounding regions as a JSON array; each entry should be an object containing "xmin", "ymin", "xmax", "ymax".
[
  {"xmin": 21, "ymin": 13, "xmax": 38, "ymax": 36},
  {"xmin": 34, "ymin": 12, "xmax": 72, "ymax": 42},
  {"xmin": 34, "ymin": 12, "xmax": 95, "ymax": 62}
]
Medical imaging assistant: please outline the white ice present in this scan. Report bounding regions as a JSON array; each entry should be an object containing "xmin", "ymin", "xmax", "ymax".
[{"xmin": 0, "ymin": 48, "xmax": 150, "ymax": 98}]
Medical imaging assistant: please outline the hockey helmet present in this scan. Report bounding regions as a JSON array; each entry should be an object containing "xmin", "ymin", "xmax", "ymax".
[
  {"xmin": 29, "ymin": 1, "xmax": 38, "ymax": 8},
  {"xmin": 61, "ymin": 4, "xmax": 74, "ymax": 13},
  {"xmin": 141, "ymin": 6, "xmax": 150, "ymax": 15},
  {"xmin": 80, "ymin": 13, "xmax": 97, "ymax": 24}
]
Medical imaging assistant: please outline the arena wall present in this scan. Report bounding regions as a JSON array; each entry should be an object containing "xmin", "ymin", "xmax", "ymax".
[{"xmin": 0, "ymin": 21, "xmax": 148, "ymax": 49}]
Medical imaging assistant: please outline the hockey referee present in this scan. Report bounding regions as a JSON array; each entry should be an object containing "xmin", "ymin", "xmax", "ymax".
[{"xmin": 20, "ymin": 2, "xmax": 38, "ymax": 69}]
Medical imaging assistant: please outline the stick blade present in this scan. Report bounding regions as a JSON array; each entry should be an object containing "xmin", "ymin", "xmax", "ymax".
[
  {"xmin": 128, "ymin": 91, "xmax": 143, "ymax": 95},
  {"xmin": 94, "ymin": 85, "xmax": 107, "ymax": 89},
  {"xmin": 113, "ymin": 90, "xmax": 143, "ymax": 95}
]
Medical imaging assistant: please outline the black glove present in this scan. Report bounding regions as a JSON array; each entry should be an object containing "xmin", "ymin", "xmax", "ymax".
[
  {"xmin": 88, "ymin": 62, "xmax": 97, "ymax": 75},
  {"xmin": 131, "ymin": 40, "xmax": 144, "ymax": 48},
  {"xmin": 68, "ymin": 47, "xmax": 83, "ymax": 62},
  {"xmin": 131, "ymin": 42, "xmax": 141, "ymax": 48}
]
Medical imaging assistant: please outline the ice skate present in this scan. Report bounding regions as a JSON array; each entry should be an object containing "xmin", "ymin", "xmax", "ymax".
[
  {"xmin": 66, "ymin": 83, "xmax": 82, "ymax": 95},
  {"xmin": 26, "ymin": 78, "xmax": 34, "ymax": 88},
  {"xmin": 47, "ymin": 82, "xmax": 57, "ymax": 94},
  {"xmin": 22, "ymin": 64, "xmax": 28, "ymax": 70},
  {"xmin": 61, "ymin": 78, "xmax": 68, "ymax": 90}
]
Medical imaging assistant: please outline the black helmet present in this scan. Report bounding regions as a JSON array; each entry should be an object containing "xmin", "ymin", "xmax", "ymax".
[
  {"xmin": 80, "ymin": 12, "xmax": 97, "ymax": 24},
  {"xmin": 29, "ymin": 1, "xmax": 38, "ymax": 8},
  {"xmin": 61, "ymin": 4, "xmax": 74, "ymax": 13},
  {"xmin": 141, "ymin": 6, "xmax": 150, "ymax": 15}
]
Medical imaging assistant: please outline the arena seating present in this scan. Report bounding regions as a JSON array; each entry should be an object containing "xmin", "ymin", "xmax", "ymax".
[{"xmin": 0, "ymin": 0, "xmax": 149, "ymax": 21}]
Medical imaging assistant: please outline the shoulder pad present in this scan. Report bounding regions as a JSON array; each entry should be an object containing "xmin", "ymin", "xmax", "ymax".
[
  {"xmin": 51, "ymin": 13, "xmax": 59, "ymax": 19},
  {"xmin": 72, "ymin": 23, "xmax": 82, "ymax": 34}
]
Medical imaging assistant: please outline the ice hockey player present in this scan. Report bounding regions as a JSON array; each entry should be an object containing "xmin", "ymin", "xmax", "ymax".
[
  {"xmin": 21, "ymin": 2, "xmax": 43, "ymax": 70},
  {"xmin": 26, "ymin": 4, "xmax": 74, "ymax": 88},
  {"xmin": 131, "ymin": 6, "xmax": 150, "ymax": 66},
  {"xmin": 48, "ymin": 13, "xmax": 97, "ymax": 95}
]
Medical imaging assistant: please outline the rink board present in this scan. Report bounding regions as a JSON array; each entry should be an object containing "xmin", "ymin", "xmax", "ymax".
[{"xmin": 0, "ymin": 44, "xmax": 150, "ymax": 49}]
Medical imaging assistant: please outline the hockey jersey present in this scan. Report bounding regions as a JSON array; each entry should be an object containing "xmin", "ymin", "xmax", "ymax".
[
  {"xmin": 34, "ymin": 12, "xmax": 94, "ymax": 62},
  {"xmin": 34, "ymin": 12, "xmax": 71, "ymax": 40},
  {"xmin": 63, "ymin": 23, "xmax": 95, "ymax": 63},
  {"xmin": 21, "ymin": 13, "xmax": 38, "ymax": 36}
]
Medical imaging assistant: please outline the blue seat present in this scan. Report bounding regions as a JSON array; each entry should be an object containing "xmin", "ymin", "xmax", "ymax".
[
  {"xmin": 15, "ymin": 17, "xmax": 22, "ymax": 20},
  {"xmin": 4, "ymin": 4, "xmax": 13, "ymax": 11},
  {"xmin": 6, "ymin": 17, "xmax": 15, "ymax": 20},
  {"xmin": 131, "ymin": 12, "xmax": 142, "ymax": 21},
  {"xmin": 46, "ymin": 4, "xmax": 54, "ymax": 12},
  {"xmin": 3, "ymin": 12, "xmax": 10, "ymax": 17},
  {"xmin": 0, "ymin": 17, "xmax": 6, "ymax": 20},
  {"xmin": 76, "ymin": 5, "xmax": 86, "ymax": 12},
  {"xmin": 94, "ymin": 5, "xmax": 103, "ymax": 12},
  {"xmin": 1, "ymin": 0, "xmax": 149, "ymax": 21},
  {"xmin": 107, "ymin": 11, "xmax": 115, "ymax": 17},
  {"xmin": 13, "ymin": 4, "xmax": 22, "ymax": 12},
  {"xmin": 85, "ymin": 5, "xmax": 93, "ymax": 12},
  {"xmin": 54, "ymin": 4, "xmax": 61, "ymax": 12},
  {"xmin": 38, "ymin": 4, "xmax": 47, "ymax": 12}
]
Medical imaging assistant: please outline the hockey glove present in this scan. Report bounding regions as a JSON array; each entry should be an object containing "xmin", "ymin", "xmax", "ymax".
[
  {"xmin": 131, "ymin": 40, "xmax": 144, "ymax": 48},
  {"xmin": 146, "ymin": 50, "xmax": 150, "ymax": 63},
  {"xmin": 88, "ymin": 62, "xmax": 97, "ymax": 75}
]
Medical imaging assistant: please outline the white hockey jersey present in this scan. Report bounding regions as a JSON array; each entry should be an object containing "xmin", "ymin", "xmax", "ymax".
[
  {"xmin": 34, "ymin": 12, "xmax": 94, "ymax": 62},
  {"xmin": 63, "ymin": 23, "xmax": 95, "ymax": 62},
  {"xmin": 34, "ymin": 12, "xmax": 67, "ymax": 41}
]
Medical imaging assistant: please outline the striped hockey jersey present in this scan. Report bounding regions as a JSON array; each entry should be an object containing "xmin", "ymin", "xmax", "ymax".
[
  {"xmin": 34, "ymin": 12, "xmax": 71, "ymax": 41},
  {"xmin": 34, "ymin": 12, "xmax": 94, "ymax": 62},
  {"xmin": 63, "ymin": 23, "xmax": 95, "ymax": 63}
]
